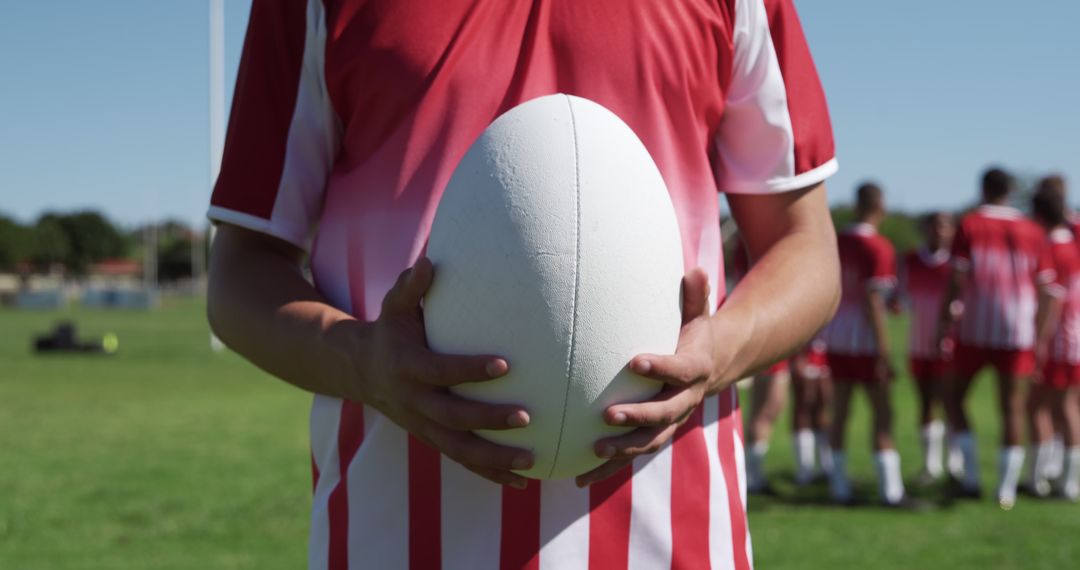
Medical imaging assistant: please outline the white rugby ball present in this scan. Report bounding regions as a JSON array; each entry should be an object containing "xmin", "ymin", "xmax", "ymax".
[{"xmin": 424, "ymin": 94, "xmax": 685, "ymax": 479}]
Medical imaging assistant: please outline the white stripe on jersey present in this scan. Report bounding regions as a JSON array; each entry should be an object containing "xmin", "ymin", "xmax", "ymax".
[
  {"xmin": 960, "ymin": 247, "xmax": 1039, "ymax": 349},
  {"xmin": 268, "ymin": 0, "xmax": 339, "ymax": 251},
  {"xmin": 628, "ymin": 440, "xmax": 674, "ymax": 570},
  {"xmin": 347, "ymin": 418, "xmax": 409, "ymax": 568},
  {"xmin": 440, "ymin": 458, "xmax": 502, "ymax": 569},
  {"xmin": 538, "ymin": 479, "xmax": 591, "ymax": 570},
  {"xmin": 309, "ymin": 395, "xmax": 342, "ymax": 570},
  {"xmin": 703, "ymin": 395, "xmax": 735, "ymax": 570}
]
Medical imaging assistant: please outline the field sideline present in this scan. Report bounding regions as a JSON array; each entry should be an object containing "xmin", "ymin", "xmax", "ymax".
[{"xmin": 1, "ymin": 299, "xmax": 1078, "ymax": 569}]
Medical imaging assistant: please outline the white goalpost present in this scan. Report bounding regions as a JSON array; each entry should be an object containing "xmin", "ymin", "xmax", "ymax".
[{"xmin": 209, "ymin": 0, "xmax": 226, "ymax": 351}]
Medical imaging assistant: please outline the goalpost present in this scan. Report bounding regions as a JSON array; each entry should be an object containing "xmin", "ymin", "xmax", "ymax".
[{"xmin": 209, "ymin": 0, "xmax": 225, "ymax": 351}]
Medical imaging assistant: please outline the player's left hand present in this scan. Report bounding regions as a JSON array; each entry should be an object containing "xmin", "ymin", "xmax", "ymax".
[{"xmin": 576, "ymin": 268, "xmax": 719, "ymax": 487}]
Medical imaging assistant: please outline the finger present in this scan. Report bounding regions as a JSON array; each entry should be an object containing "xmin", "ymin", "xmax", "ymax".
[
  {"xmin": 382, "ymin": 257, "xmax": 434, "ymax": 314},
  {"xmin": 428, "ymin": 427, "xmax": 534, "ymax": 472},
  {"xmin": 465, "ymin": 465, "xmax": 531, "ymax": 489},
  {"xmin": 593, "ymin": 424, "xmax": 677, "ymax": 459},
  {"xmin": 680, "ymin": 268, "xmax": 711, "ymax": 324},
  {"xmin": 575, "ymin": 459, "xmax": 633, "ymax": 488},
  {"xmin": 629, "ymin": 351, "xmax": 710, "ymax": 387},
  {"xmin": 604, "ymin": 387, "xmax": 700, "ymax": 427},
  {"xmin": 410, "ymin": 352, "xmax": 510, "ymax": 387},
  {"xmin": 414, "ymin": 391, "xmax": 530, "ymax": 431}
]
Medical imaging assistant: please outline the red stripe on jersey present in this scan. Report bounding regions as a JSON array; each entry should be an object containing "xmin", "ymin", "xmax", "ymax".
[
  {"xmin": 212, "ymin": 0, "xmax": 307, "ymax": 219},
  {"xmin": 764, "ymin": 0, "xmax": 835, "ymax": 176},
  {"xmin": 670, "ymin": 405, "xmax": 711, "ymax": 569},
  {"xmin": 717, "ymin": 388, "xmax": 751, "ymax": 570},
  {"xmin": 500, "ymin": 481, "xmax": 541, "ymax": 570},
  {"xmin": 328, "ymin": 401, "xmax": 365, "ymax": 570},
  {"xmin": 408, "ymin": 436, "xmax": 442, "ymax": 570},
  {"xmin": 311, "ymin": 451, "xmax": 320, "ymax": 495},
  {"xmin": 588, "ymin": 465, "xmax": 632, "ymax": 570}
]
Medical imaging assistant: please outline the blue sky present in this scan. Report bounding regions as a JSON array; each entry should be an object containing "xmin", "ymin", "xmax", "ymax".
[{"xmin": 1, "ymin": 1, "xmax": 1077, "ymax": 227}]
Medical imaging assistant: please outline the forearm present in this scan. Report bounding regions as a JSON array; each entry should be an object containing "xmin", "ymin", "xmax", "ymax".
[
  {"xmin": 865, "ymin": 290, "xmax": 891, "ymax": 357},
  {"xmin": 207, "ymin": 225, "xmax": 366, "ymax": 401},
  {"xmin": 1035, "ymin": 292, "xmax": 1062, "ymax": 349},
  {"xmin": 938, "ymin": 268, "xmax": 964, "ymax": 331},
  {"xmin": 715, "ymin": 185, "xmax": 840, "ymax": 386}
]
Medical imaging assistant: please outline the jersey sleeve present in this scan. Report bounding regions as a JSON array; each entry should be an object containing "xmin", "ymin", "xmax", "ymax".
[
  {"xmin": 207, "ymin": 0, "xmax": 339, "ymax": 251},
  {"xmin": 1035, "ymin": 239, "xmax": 1058, "ymax": 289},
  {"xmin": 714, "ymin": 0, "xmax": 838, "ymax": 194},
  {"xmin": 1044, "ymin": 248, "xmax": 1067, "ymax": 299}
]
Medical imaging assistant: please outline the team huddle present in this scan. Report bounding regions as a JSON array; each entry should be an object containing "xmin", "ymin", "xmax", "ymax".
[{"xmin": 741, "ymin": 168, "xmax": 1080, "ymax": 509}]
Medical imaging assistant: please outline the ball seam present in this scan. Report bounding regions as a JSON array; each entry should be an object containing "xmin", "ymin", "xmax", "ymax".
[{"xmin": 547, "ymin": 95, "xmax": 582, "ymax": 479}]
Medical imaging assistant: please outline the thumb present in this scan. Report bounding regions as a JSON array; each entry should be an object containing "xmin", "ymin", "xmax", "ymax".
[
  {"xmin": 382, "ymin": 257, "xmax": 434, "ymax": 314},
  {"xmin": 680, "ymin": 268, "xmax": 710, "ymax": 325}
]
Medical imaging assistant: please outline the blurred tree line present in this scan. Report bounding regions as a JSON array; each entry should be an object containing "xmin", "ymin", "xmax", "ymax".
[
  {"xmin": 0, "ymin": 210, "xmax": 205, "ymax": 281},
  {"xmin": 830, "ymin": 207, "xmax": 923, "ymax": 253}
]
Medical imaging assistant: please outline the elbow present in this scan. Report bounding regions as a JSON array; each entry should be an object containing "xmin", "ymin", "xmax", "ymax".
[
  {"xmin": 819, "ymin": 239, "xmax": 842, "ymax": 323},
  {"xmin": 205, "ymin": 241, "xmax": 236, "ymax": 348},
  {"xmin": 206, "ymin": 271, "xmax": 228, "ymax": 344}
]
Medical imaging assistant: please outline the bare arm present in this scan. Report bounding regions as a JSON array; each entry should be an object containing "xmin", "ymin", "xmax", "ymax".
[
  {"xmin": 1035, "ymin": 288, "xmax": 1063, "ymax": 359},
  {"xmin": 865, "ymin": 287, "xmax": 894, "ymax": 381},
  {"xmin": 715, "ymin": 182, "xmax": 841, "ymax": 380},
  {"xmin": 937, "ymin": 267, "xmax": 966, "ymax": 351},
  {"xmin": 207, "ymin": 225, "xmax": 358, "ymax": 399},
  {"xmin": 208, "ymin": 224, "xmax": 534, "ymax": 487},
  {"xmin": 865, "ymin": 288, "xmax": 890, "ymax": 359}
]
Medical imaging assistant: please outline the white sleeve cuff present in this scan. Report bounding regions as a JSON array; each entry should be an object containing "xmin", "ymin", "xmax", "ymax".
[
  {"xmin": 724, "ymin": 158, "xmax": 839, "ymax": 195},
  {"xmin": 207, "ymin": 205, "xmax": 312, "ymax": 251},
  {"xmin": 866, "ymin": 275, "xmax": 898, "ymax": 292},
  {"xmin": 1037, "ymin": 269, "xmax": 1057, "ymax": 285},
  {"xmin": 1044, "ymin": 283, "xmax": 1067, "ymax": 299}
]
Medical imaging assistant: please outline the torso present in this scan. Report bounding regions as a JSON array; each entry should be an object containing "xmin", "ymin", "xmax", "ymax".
[
  {"xmin": 904, "ymin": 248, "xmax": 951, "ymax": 358},
  {"xmin": 823, "ymin": 224, "xmax": 896, "ymax": 356},
  {"xmin": 953, "ymin": 206, "xmax": 1050, "ymax": 349}
]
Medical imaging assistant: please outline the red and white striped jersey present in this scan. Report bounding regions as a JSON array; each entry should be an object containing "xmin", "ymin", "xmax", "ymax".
[
  {"xmin": 952, "ymin": 205, "xmax": 1055, "ymax": 350},
  {"xmin": 900, "ymin": 247, "xmax": 952, "ymax": 358},
  {"xmin": 821, "ymin": 224, "xmax": 896, "ymax": 355},
  {"xmin": 1045, "ymin": 229, "xmax": 1080, "ymax": 364},
  {"xmin": 210, "ymin": 0, "xmax": 836, "ymax": 568}
]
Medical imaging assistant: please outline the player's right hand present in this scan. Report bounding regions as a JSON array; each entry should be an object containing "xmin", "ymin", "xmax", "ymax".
[{"xmin": 354, "ymin": 257, "xmax": 534, "ymax": 488}]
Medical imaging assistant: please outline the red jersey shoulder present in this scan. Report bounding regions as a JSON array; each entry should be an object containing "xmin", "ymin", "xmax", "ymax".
[
  {"xmin": 869, "ymin": 233, "xmax": 895, "ymax": 257},
  {"xmin": 1052, "ymin": 240, "xmax": 1080, "ymax": 279}
]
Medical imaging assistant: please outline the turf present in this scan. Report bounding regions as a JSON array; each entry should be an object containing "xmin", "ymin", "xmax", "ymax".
[
  {"xmin": 1, "ymin": 300, "xmax": 1077, "ymax": 569},
  {"xmin": 0, "ymin": 299, "xmax": 310, "ymax": 569}
]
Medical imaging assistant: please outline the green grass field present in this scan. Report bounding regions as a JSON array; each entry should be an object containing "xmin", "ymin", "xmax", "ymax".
[{"xmin": 1, "ymin": 299, "xmax": 1078, "ymax": 569}]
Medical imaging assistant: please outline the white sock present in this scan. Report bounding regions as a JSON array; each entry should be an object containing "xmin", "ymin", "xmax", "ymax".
[
  {"xmin": 997, "ymin": 446, "xmax": 1025, "ymax": 507},
  {"xmin": 921, "ymin": 421, "xmax": 945, "ymax": 478},
  {"xmin": 815, "ymin": 430, "xmax": 834, "ymax": 475},
  {"xmin": 747, "ymin": 441, "xmax": 769, "ymax": 490},
  {"xmin": 1047, "ymin": 436, "xmax": 1066, "ymax": 480},
  {"xmin": 1028, "ymin": 442, "xmax": 1053, "ymax": 495},
  {"xmin": 947, "ymin": 432, "xmax": 965, "ymax": 479},
  {"xmin": 1063, "ymin": 447, "xmax": 1080, "ymax": 500},
  {"xmin": 829, "ymin": 451, "xmax": 852, "ymax": 501},
  {"xmin": 794, "ymin": 429, "xmax": 816, "ymax": 484},
  {"xmin": 874, "ymin": 449, "xmax": 906, "ymax": 504},
  {"xmin": 953, "ymin": 431, "xmax": 980, "ymax": 490}
]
